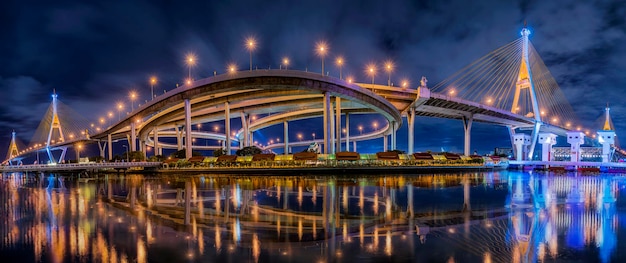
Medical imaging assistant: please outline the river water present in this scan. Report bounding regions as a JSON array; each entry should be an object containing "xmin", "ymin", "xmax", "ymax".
[{"xmin": 1, "ymin": 170, "xmax": 626, "ymax": 262}]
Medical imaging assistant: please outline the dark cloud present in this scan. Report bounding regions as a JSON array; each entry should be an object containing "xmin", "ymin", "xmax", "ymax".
[{"xmin": 1, "ymin": 0, "xmax": 625, "ymax": 159}]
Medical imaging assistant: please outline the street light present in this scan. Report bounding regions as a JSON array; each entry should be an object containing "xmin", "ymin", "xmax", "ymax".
[
  {"xmin": 282, "ymin": 57, "xmax": 289, "ymax": 70},
  {"xmin": 384, "ymin": 60, "xmax": 394, "ymax": 86},
  {"xmin": 366, "ymin": 63, "xmax": 376, "ymax": 84},
  {"xmin": 335, "ymin": 56, "xmax": 344, "ymax": 79},
  {"xmin": 185, "ymin": 53, "xmax": 196, "ymax": 80},
  {"xmin": 315, "ymin": 41, "xmax": 328, "ymax": 76},
  {"xmin": 401, "ymin": 79, "xmax": 409, "ymax": 89},
  {"xmin": 297, "ymin": 133, "xmax": 303, "ymax": 141},
  {"xmin": 129, "ymin": 91, "xmax": 137, "ymax": 111},
  {"xmin": 117, "ymin": 102, "xmax": 124, "ymax": 121},
  {"xmin": 227, "ymin": 63, "xmax": 237, "ymax": 74},
  {"xmin": 312, "ymin": 133, "xmax": 316, "ymax": 140},
  {"xmin": 150, "ymin": 76, "xmax": 157, "ymax": 100},
  {"xmin": 373, "ymin": 122, "xmax": 378, "ymax": 130},
  {"xmin": 245, "ymin": 37, "xmax": 256, "ymax": 71},
  {"xmin": 358, "ymin": 125, "xmax": 363, "ymax": 135}
]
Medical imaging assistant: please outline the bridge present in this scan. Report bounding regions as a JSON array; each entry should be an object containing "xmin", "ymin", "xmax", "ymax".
[
  {"xmin": 2, "ymin": 26, "xmax": 616, "ymax": 167},
  {"xmin": 0, "ymin": 162, "xmax": 161, "ymax": 173}
]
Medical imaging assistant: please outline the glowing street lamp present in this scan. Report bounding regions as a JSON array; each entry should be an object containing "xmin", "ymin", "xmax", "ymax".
[
  {"xmin": 227, "ymin": 63, "xmax": 237, "ymax": 74},
  {"xmin": 297, "ymin": 133, "xmax": 303, "ymax": 141},
  {"xmin": 372, "ymin": 122, "xmax": 378, "ymax": 130},
  {"xmin": 384, "ymin": 60, "xmax": 394, "ymax": 86},
  {"xmin": 185, "ymin": 53, "xmax": 196, "ymax": 80},
  {"xmin": 358, "ymin": 125, "xmax": 363, "ymax": 135},
  {"xmin": 312, "ymin": 133, "xmax": 316, "ymax": 140},
  {"xmin": 401, "ymin": 79, "xmax": 409, "ymax": 89},
  {"xmin": 282, "ymin": 57, "xmax": 289, "ymax": 70},
  {"xmin": 335, "ymin": 56, "xmax": 344, "ymax": 79},
  {"xmin": 245, "ymin": 37, "xmax": 256, "ymax": 71},
  {"xmin": 150, "ymin": 76, "xmax": 157, "ymax": 100},
  {"xmin": 366, "ymin": 63, "xmax": 377, "ymax": 84},
  {"xmin": 129, "ymin": 91, "xmax": 137, "ymax": 111},
  {"xmin": 315, "ymin": 41, "xmax": 328, "ymax": 76},
  {"xmin": 117, "ymin": 102, "xmax": 124, "ymax": 121}
]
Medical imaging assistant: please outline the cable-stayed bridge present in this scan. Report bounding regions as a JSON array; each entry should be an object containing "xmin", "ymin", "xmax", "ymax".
[{"xmin": 2, "ymin": 26, "xmax": 617, "ymax": 166}]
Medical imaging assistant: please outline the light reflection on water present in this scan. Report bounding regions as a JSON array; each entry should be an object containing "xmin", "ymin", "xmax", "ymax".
[{"xmin": 1, "ymin": 171, "xmax": 626, "ymax": 262}]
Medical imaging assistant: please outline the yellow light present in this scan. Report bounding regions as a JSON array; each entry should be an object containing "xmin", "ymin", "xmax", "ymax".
[
  {"xmin": 315, "ymin": 41, "xmax": 328, "ymax": 57},
  {"xmin": 129, "ymin": 91, "xmax": 137, "ymax": 101},
  {"xmin": 336, "ymin": 57, "xmax": 344, "ymax": 66},
  {"xmin": 117, "ymin": 102, "xmax": 124, "ymax": 110},
  {"xmin": 401, "ymin": 79, "xmax": 409, "ymax": 88},
  {"xmin": 185, "ymin": 53, "xmax": 196, "ymax": 66},
  {"xmin": 384, "ymin": 60, "xmax": 394, "ymax": 73},
  {"xmin": 282, "ymin": 57, "xmax": 289, "ymax": 67},
  {"xmin": 185, "ymin": 78, "xmax": 192, "ymax": 85},
  {"xmin": 227, "ymin": 63, "xmax": 237, "ymax": 73},
  {"xmin": 150, "ymin": 76, "xmax": 157, "ymax": 85},
  {"xmin": 245, "ymin": 37, "xmax": 257, "ymax": 51}
]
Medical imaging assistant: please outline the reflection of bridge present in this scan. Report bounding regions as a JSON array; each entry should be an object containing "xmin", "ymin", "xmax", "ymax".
[{"xmin": 5, "ymin": 26, "xmax": 612, "ymax": 165}]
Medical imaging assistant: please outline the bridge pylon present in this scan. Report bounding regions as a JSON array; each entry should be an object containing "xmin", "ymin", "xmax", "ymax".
[
  {"xmin": 510, "ymin": 26, "xmax": 542, "ymax": 160},
  {"xmin": 45, "ymin": 91, "xmax": 67, "ymax": 163},
  {"xmin": 5, "ymin": 131, "xmax": 22, "ymax": 165}
]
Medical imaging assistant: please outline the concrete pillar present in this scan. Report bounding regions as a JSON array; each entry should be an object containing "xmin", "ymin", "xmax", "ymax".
[
  {"xmin": 153, "ymin": 126, "xmax": 159, "ymax": 156},
  {"xmin": 240, "ymin": 113, "xmax": 249, "ymax": 147},
  {"xmin": 513, "ymin": 134, "xmax": 531, "ymax": 161},
  {"xmin": 283, "ymin": 121, "xmax": 289, "ymax": 154},
  {"xmin": 184, "ymin": 99, "xmax": 192, "ymax": 159},
  {"xmin": 538, "ymin": 133, "xmax": 557, "ymax": 161},
  {"xmin": 107, "ymin": 134, "xmax": 113, "ymax": 161},
  {"xmin": 330, "ymin": 98, "xmax": 335, "ymax": 154},
  {"xmin": 407, "ymin": 108, "xmax": 415, "ymax": 154},
  {"xmin": 345, "ymin": 113, "xmax": 350, "ymax": 151},
  {"xmin": 598, "ymin": 130, "xmax": 616, "ymax": 163},
  {"xmin": 353, "ymin": 141, "xmax": 357, "ymax": 152},
  {"xmin": 462, "ymin": 114, "xmax": 473, "ymax": 156},
  {"xmin": 566, "ymin": 131, "xmax": 585, "ymax": 162},
  {"xmin": 176, "ymin": 125, "xmax": 183, "ymax": 150},
  {"xmin": 383, "ymin": 135, "xmax": 388, "ymax": 152},
  {"xmin": 130, "ymin": 122, "xmax": 137, "ymax": 152},
  {"xmin": 390, "ymin": 121, "xmax": 396, "ymax": 150},
  {"xmin": 225, "ymin": 102, "xmax": 231, "ymax": 155},
  {"xmin": 323, "ymin": 92, "xmax": 331, "ymax": 154},
  {"xmin": 335, "ymin": 97, "xmax": 342, "ymax": 153}
]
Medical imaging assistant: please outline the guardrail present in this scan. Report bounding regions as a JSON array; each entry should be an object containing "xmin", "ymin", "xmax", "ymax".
[{"xmin": 0, "ymin": 162, "xmax": 162, "ymax": 172}]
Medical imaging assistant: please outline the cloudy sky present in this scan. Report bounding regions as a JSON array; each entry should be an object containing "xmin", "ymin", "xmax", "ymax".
[{"xmin": 1, "ymin": 0, "xmax": 625, "ymax": 158}]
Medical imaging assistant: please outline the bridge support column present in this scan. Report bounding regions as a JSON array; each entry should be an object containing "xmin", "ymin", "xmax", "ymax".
[
  {"xmin": 391, "ymin": 121, "xmax": 396, "ymax": 150},
  {"xmin": 153, "ymin": 126, "xmax": 160, "ymax": 156},
  {"xmin": 98, "ymin": 141, "xmax": 106, "ymax": 158},
  {"xmin": 353, "ymin": 141, "xmax": 357, "ymax": 152},
  {"xmin": 566, "ymin": 131, "xmax": 585, "ymax": 163},
  {"xmin": 335, "ymin": 97, "xmax": 341, "ymax": 153},
  {"xmin": 538, "ymin": 133, "xmax": 557, "ymax": 161},
  {"xmin": 323, "ymin": 92, "xmax": 331, "ymax": 154},
  {"xmin": 184, "ymin": 99, "xmax": 192, "ymax": 159},
  {"xmin": 407, "ymin": 108, "xmax": 415, "ymax": 154},
  {"xmin": 598, "ymin": 130, "xmax": 616, "ymax": 162},
  {"xmin": 225, "ymin": 101, "xmax": 231, "ymax": 155},
  {"xmin": 108, "ymin": 134, "xmax": 113, "ymax": 161},
  {"xmin": 283, "ymin": 121, "xmax": 289, "ymax": 154},
  {"xmin": 462, "ymin": 114, "xmax": 473, "ymax": 156},
  {"xmin": 176, "ymin": 125, "xmax": 183, "ymax": 150},
  {"xmin": 345, "ymin": 113, "xmax": 350, "ymax": 151},
  {"xmin": 383, "ymin": 135, "xmax": 388, "ymax": 152},
  {"xmin": 240, "ymin": 113, "xmax": 249, "ymax": 147},
  {"xmin": 330, "ymin": 98, "xmax": 335, "ymax": 154},
  {"xmin": 513, "ymin": 134, "xmax": 531, "ymax": 161},
  {"xmin": 130, "ymin": 122, "xmax": 137, "ymax": 152}
]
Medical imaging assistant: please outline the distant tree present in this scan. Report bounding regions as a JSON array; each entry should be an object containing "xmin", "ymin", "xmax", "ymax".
[
  {"xmin": 89, "ymin": 156, "xmax": 104, "ymax": 163},
  {"xmin": 148, "ymin": 155, "xmax": 166, "ymax": 162},
  {"xmin": 236, "ymin": 146, "xmax": 262, "ymax": 156},
  {"xmin": 213, "ymin": 148, "xmax": 226, "ymax": 157},
  {"xmin": 170, "ymin": 148, "xmax": 202, "ymax": 159}
]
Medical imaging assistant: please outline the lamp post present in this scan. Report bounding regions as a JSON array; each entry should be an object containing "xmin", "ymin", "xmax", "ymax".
[
  {"xmin": 358, "ymin": 125, "xmax": 363, "ymax": 135},
  {"xmin": 312, "ymin": 133, "xmax": 316, "ymax": 141},
  {"xmin": 150, "ymin": 76, "xmax": 157, "ymax": 100},
  {"xmin": 282, "ymin": 57, "xmax": 289, "ymax": 70},
  {"xmin": 186, "ymin": 53, "xmax": 196, "ymax": 80},
  {"xmin": 117, "ymin": 103, "xmax": 124, "ymax": 121},
  {"xmin": 316, "ymin": 41, "xmax": 328, "ymax": 76},
  {"xmin": 384, "ymin": 60, "xmax": 394, "ymax": 86},
  {"xmin": 246, "ymin": 37, "xmax": 256, "ymax": 71},
  {"xmin": 335, "ymin": 57, "xmax": 344, "ymax": 79},
  {"xmin": 129, "ymin": 91, "xmax": 137, "ymax": 111},
  {"xmin": 366, "ymin": 64, "xmax": 376, "ymax": 84}
]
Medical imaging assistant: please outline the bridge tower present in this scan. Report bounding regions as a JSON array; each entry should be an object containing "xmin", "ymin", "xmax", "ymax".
[
  {"xmin": 510, "ymin": 25, "xmax": 542, "ymax": 160},
  {"xmin": 46, "ymin": 91, "xmax": 67, "ymax": 163},
  {"xmin": 6, "ymin": 131, "xmax": 21, "ymax": 165},
  {"xmin": 597, "ymin": 104, "xmax": 616, "ymax": 162}
]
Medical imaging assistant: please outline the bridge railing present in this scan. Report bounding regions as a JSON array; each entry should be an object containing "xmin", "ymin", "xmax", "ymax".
[{"xmin": 0, "ymin": 162, "xmax": 162, "ymax": 172}]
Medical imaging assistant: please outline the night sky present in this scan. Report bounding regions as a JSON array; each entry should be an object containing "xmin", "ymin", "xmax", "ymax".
[{"xmin": 1, "ymin": 0, "xmax": 625, "ymax": 158}]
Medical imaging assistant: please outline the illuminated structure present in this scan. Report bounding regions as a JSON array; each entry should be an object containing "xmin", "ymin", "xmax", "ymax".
[
  {"xmin": 597, "ymin": 105, "xmax": 616, "ymax": 162},
  {"xmin": 538, "ymin": 132, "xmax": 557, "ymax": 161},
  {"xmin": 5, "ymin": 131, "xmax": 21, "ymax": 165},
  {"xmin": 566, "ymin": 131, "xmax": 585, "ymax": 162}
]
